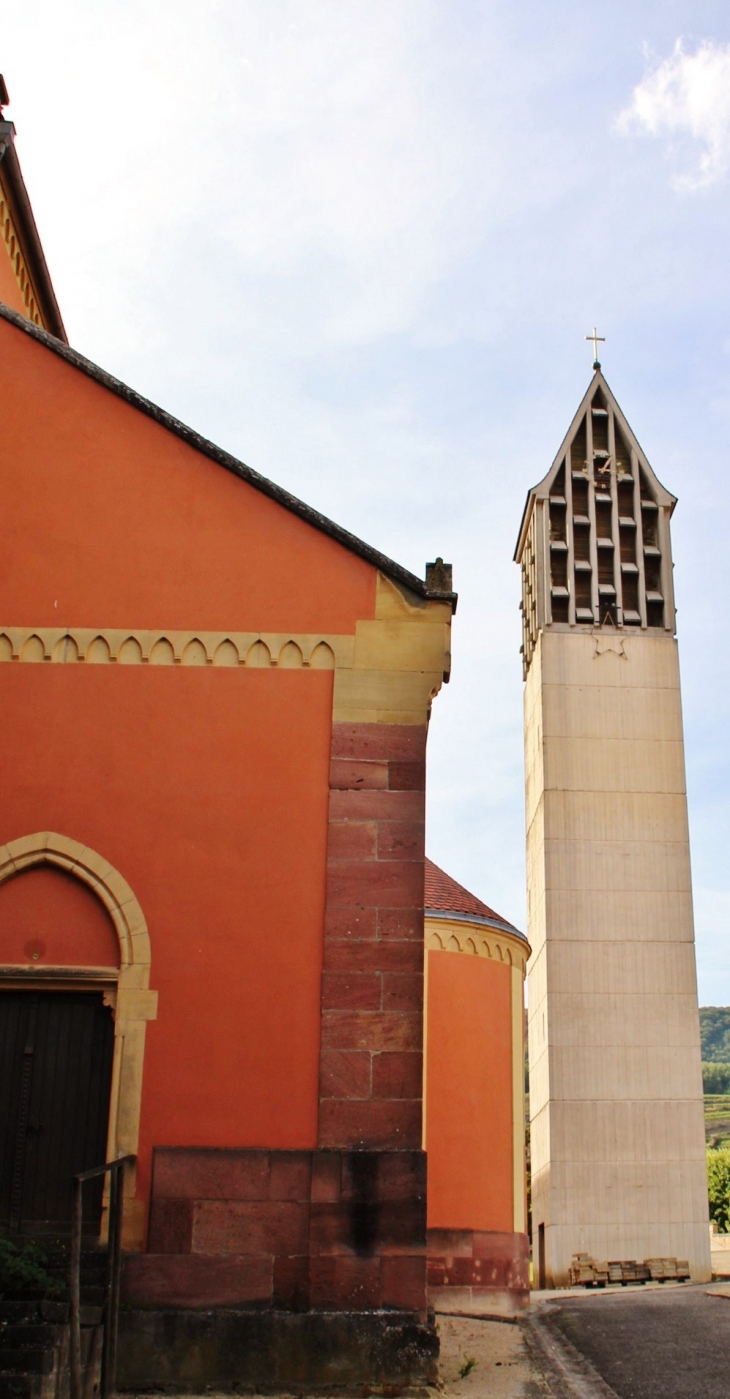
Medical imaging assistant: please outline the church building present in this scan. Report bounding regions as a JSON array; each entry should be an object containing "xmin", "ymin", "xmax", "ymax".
[
  {"xmin": 516, "ymin": 364, "xmax": 710, "ymax": 1287},
  {"xmin": 0, "ymin": 82, "xmax": 528, "ymax": 1390}
]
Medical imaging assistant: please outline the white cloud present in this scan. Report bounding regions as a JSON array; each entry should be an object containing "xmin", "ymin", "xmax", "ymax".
[{"xmin": 617, "ymin": 38, "xmax": 730, "ymax": 189}]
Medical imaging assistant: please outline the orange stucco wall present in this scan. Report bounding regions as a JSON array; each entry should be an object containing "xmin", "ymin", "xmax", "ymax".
[
  {"xmin": 0, "ymin": 664, "xmax": 334, "ymax": 1205},
  {"xmin": 0, "ymin": 866, "xmax": 119, "ymax": 966},
  {"xmin": 0, "ymin": 317, "xmax": 376, "ymax": 633},
  {"xmin": 0, "ymin": 317, "xmax": 386, "ymax": 1222},
  {"xmin": 425, "ymin": 950, "xmax": 513, "ymax": 1233}
]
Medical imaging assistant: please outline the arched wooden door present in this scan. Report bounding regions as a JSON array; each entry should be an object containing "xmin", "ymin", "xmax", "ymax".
[{"xmin": 0, "ymin": 991, "xmax": 114, "ymax": 1235}]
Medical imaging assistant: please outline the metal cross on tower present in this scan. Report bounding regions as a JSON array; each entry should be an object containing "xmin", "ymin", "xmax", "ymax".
[{"xmin": 586, "ymin": 326, "xmax": 605, "ymax": 369}]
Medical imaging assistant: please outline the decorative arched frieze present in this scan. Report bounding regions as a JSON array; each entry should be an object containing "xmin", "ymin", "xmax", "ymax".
[
  {"xmin": 0, "ymin": 191, "xmax": 44, "ymax": 329},
  {"xmin": 0, "ymin": 626, "xmax": 345, "ymax": 669},
  {"xmin": 424, "ymin": 914, "xmax": 529, "ymax": 975}
]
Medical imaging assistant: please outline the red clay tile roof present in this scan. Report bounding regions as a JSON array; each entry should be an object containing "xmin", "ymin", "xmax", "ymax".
[{"xmin": 424, "ymin": 858, "xmax": 524, "ymax": 938}]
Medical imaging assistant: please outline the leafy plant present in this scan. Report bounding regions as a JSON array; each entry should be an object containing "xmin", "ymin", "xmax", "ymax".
[
  {"xmin": 0, "ymin": 1239, "xmax": 64, "ymax": 1298},
  {"xmin": 707, "ymin": 1148, "xmax": 730, "ymax": 1232},
  {"xmin": 704, "ymin": 1063, "xmax": 730, "ymax": 1095},
  {"xmin": 458, "ymin": 1355, "xmax": 478, "ymax": 1379},
  {"xmin": 700, "ymin": 1010, "xmax": 730, "ymax": 1064}
]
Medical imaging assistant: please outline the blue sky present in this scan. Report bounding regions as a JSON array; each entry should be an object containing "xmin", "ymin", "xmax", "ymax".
[{"xmin": 4, "ymin": 1, "xmax": 730, "ymax": 1001}]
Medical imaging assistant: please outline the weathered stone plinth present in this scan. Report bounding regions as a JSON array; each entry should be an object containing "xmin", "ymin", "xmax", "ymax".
[{"xmin": 118, "ymin": 1308, "xmax": 438, "ymax": 1393}]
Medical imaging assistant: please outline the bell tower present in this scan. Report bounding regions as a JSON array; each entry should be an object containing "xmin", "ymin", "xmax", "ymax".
[{"xmin": 515, "ymin": 365, "xmax": 710, "ymax": 1287}]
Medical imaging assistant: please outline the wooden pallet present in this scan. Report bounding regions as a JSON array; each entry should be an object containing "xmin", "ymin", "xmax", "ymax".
[{"xmin": 569, "ymin": 1253, "xmax": 689, "ymax": 1287}]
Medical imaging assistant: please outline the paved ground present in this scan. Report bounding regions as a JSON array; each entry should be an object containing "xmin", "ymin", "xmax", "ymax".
[
  {"xmin": 533, "ymin": 1283, "xmax": 730, "ymax": 1399},
  {"xmin": 437, "ymin": 1313, "xmax": 549, "ymax": 1399}
]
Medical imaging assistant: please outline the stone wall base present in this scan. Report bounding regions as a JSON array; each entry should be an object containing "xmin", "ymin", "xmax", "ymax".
[
  {"xmin": 117, "ymin": 1307, "xmax": 438, "ymax": 1394},
  {"xmin": 126, "ymin": 1147, "xmax": 427, "ymax": 1313},
  {"xmin": 427, "ymin": 1229, "xmax": 529, "ymax": 1316}
]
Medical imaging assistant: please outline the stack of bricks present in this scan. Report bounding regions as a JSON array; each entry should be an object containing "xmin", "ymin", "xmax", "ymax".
[
  {"xmin": 123, "ymin": 1147, "xmax": 427, "ymax": 1313},
  {"xmin": 320, "ymin": 721, "xmax": 426, "ymax": 1151}
]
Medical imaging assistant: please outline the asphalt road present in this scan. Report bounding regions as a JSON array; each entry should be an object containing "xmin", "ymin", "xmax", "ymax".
[{"xmin": 543, "ymin": 1285, "xmax": 730, "ymax": 1399}]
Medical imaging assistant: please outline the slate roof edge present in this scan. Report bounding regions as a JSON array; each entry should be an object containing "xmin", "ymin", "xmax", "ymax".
[
  {"xmin": 425, "ymin": 905, "xmax": 527, "ymax": 941},
  {"xmin": 0, "ymin": 142, "xmax": 67, "ymax": 343},
  {"xmin": 0, "ymin": 300, "xmax": 457, "ymax": 608}
]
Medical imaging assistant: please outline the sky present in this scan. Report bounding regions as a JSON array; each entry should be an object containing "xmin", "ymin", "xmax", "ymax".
[{"xmin": 3, "ymin": 0, "xmax": 729, "ymax": 1003}]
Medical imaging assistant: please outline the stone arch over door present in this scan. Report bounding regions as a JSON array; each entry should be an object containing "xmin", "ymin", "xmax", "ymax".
[{"xmin": 0, "ymin": 832, "xmax": 157, "ymax": 1248}]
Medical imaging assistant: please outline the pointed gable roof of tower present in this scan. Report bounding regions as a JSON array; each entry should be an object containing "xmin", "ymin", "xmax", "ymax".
[
  {"xmin": 513, "ymin": 366, "xmax": 678, "ymax": 674},
  {"xmin": 514, "ymin": 368, "xmax": 675, "ymax": 563},
  {"xmin": 424, "ymin": 857, "xmax": 525, "ymax": 938}
]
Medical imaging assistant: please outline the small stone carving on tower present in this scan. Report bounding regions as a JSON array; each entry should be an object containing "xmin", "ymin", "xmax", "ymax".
[{"xmin": 514, "ymin": 359, "xmax": 710, "ymax": 1287}]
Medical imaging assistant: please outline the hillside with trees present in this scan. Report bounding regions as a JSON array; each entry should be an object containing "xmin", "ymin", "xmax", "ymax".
[
  {"xmin": 701, "ymin": 1009, "xmax": 730, "ymax": 1231},
  {"xmin": 700, "ymin": 1008, "xmax": 730, "ymax": 1062}
]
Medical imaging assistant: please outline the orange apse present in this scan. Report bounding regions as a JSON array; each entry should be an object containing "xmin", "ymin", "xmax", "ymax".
[{"xmin": 423, "ymin": 859, "xmax": 530, "ymax": 1314}]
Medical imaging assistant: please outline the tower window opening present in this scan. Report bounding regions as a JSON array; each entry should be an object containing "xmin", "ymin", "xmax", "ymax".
[
  {"xmin": 575, "ymin": 571, "xmax": 592, "ymax": 612},
  {"xmin": 572, "ymin": 478, "xmax": 589, "ymax": 518},
  {"xmin": 639, "ymin": 468, "xmax": 655, "ymax": 501},
  {"xmin": 622, "ymin": 574, "xmax": 640, "ymax": 619},
  {"xmin": 592, "ymin": 413, "xmax": 609, "ymax": 454},
  {"xmin": 551, "ymin": 464, "xmax": 566, "ymax": 499},
  {"xmin": 642, "ymin": 515, "xmax": 659, "ymax": 549},
  {"xmin": 571, "ymin": 420, "xmax": 587, "ymax": 472},
  {"xmin": 619, "ymin": 527, "xmax": 637, "ymax": 564},
  {"xmin": 644, "ymin": 556, "xmax": 662, "ymax": 594},
  {"xmin": 617, "ymin": 481, "xmax": 634, "ymax": 518},
  {"xmin": 551, "ymin": 551, "xmax": 568, "ymax": 590},
  {"xmin": 550, "ymin": 502, "xmax": 567, "ymax": 542},
  {"xmin": 574, "ymin": 524, "xmax": 590, "ymax": 562},
  {"xmin": 593, "ymin": 451, "xmax": 611, "ymax": 491},
  {"xmin": 595, "ymin": 502, "xmax": 613, "ymax": 538},
  {"xmin": 615, "ymin": 424, "xmax": 632, "ymax": 476},
  {"xmin": 598, "ymin": 548, "xmax": 615, "ymax": 585}
]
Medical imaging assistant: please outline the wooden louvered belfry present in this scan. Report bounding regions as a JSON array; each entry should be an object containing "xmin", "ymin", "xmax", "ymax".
[{"xmin": 516, "ymin": 370, "xmax": 676, "ymax": 678}]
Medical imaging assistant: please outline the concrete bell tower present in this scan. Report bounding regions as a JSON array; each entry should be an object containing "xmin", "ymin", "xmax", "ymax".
[{"xmin": 515, "ymin": 365, "xmax": 710, "ymax": 1287}]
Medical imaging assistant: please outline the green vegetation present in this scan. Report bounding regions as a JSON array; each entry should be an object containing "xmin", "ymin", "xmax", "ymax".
[
  {"xmin": 702, "ymin": 1063, "xmax": 730, "ymax": 1147},
  {"xmin": 708, "ymin": 1148, "xmax": 730, "ymax": 1232},
  {"xmin": 705, "ymin": 1094, "xmax": 730, "ymax": 1147},
  {"xmin": 700, "ymin": 1008, "xmax": 730, "ymax": 1063},
  {"xmin": 703, "ymin": 1063, "xmax": 730, "ymax": 1095},
  {"xmin": 700, "ymin": 1011, "xmax": 730, "ymax": 1148},
  {"xmin": 702, "ymin": 1016, "xmax": 730, "ymax": 1226},
  {"xmin": 458, "ymin": 1356, "xmax": 478, "ymax": 1379},
  {"xmin": 0, "ymin": 1239, "xmax": 64, "ymax": 1299}
]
